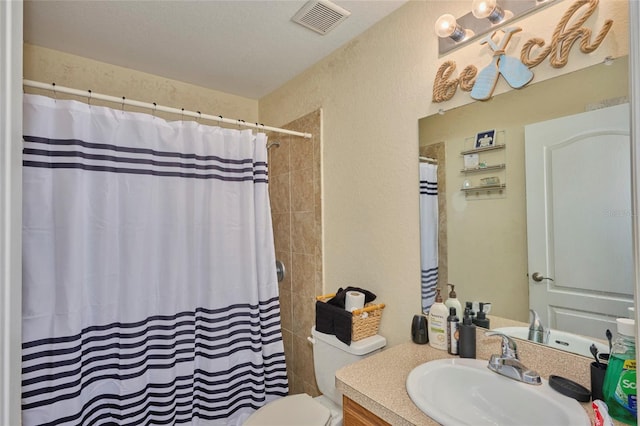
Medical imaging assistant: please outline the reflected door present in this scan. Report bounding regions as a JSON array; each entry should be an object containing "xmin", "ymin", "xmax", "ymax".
[{"xmin": 525, "ymin": 103, "xmax": 633, "ymax": 340}]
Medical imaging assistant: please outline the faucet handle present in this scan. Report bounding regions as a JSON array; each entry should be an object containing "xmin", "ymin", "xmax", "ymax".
[{"xmin": 485, "ymin": 331, "xmax": 519, "ymax": 360}]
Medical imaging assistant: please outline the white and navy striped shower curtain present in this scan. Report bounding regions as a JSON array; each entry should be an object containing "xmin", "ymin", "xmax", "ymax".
[
  {"xmin": 21, "ymin": 94, "xmax": 288, "ymax": 425},
  {"xmin": 419, "ymin": 163, "xmax": 438, "ymax": 313}
]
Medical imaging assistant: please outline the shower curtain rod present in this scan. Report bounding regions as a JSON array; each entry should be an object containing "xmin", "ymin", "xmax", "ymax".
[
  {"xmin": 23, "ymin": 79, "xmax": 313, "ymax": 139},
  {"xmin": 419, "ymin": 156, "xmax": 438, "ymax": 164}
]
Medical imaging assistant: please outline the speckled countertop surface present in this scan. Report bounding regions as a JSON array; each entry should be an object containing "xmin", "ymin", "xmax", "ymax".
[{"xmin": 335, "ymin": 316, "xmax": 624, "ymax": 426}]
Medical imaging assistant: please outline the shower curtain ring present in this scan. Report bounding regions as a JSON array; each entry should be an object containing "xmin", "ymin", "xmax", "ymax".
[
  {"xmin": 152, "ymin": 102, "xmax": 157, "ymax": 117},
  {"xmin": 52, "ymin": 83, "xmax": 57, "ymax": 101},
  {"xmin": 121, "ymin": 97, "xmax": 126, "ymax": 111},
  {"xmin": 197, "ymin": 111, "xmax": 201, "ymax": 123},
  {"xmin": 87, "ymin": 90, "xmax": 92, "ymax": 106}
]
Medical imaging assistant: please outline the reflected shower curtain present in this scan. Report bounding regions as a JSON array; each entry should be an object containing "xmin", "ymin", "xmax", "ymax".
[
  {"xmin": 419, "ymin": 163, "xmax": 438, "ymax": 313},
  {"xmin": 21, "ymin": 94, "xmax": 288, "ymax": 426}
]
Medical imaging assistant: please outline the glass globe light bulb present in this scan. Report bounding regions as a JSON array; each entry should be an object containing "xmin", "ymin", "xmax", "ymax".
[
  {"xmin": 472, "ymin": 0, "xmax": 497, "ymax": 19},
  {"xmin": 434, "ymin": 14, "xmax": 469, "ymax": 42},
  {"xmin": 434, "ymin": 14, "xmax": 457, "ymax": 38}
]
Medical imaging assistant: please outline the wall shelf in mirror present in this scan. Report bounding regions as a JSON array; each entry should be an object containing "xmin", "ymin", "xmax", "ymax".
[
  {"xmin": 461, "ymin": 163, "xmax": 506, "ymax": 173},
  {"xmin": 460, "ymin": 130, "xmax": 506, "ymax": 198},
  {"xmin": 461, "ymin": 183, "xmax": 507, "ymax": 195},
  {"xmin": 460, "ymin": 143, "xmax": 506, "ymax": 156}
]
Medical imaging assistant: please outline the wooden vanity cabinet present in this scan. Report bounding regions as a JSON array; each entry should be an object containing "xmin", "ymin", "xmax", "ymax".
[{"xmin": 343, "ymin": 396, "xmax": 391, "ymax": 426}]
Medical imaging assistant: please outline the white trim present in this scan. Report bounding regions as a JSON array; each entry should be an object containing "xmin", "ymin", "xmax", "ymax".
[
  {"xmin": 0, "ymin": 0, "xmax": 23, "ymax": 423},
  {"xmin": 629, "ymin": 0, "xmax": 640, "ymax": 341}
]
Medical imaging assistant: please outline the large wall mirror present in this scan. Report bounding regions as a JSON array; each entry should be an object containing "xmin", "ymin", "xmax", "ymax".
[{"xmin": 418, "ymin": 55, "xmax": 631, "ymax": 352}]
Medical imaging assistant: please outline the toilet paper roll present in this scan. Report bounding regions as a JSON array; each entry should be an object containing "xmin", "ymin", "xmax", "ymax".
[{"xmin": 345, "ymin": 291, "xmax": 365, "ymax": 312}]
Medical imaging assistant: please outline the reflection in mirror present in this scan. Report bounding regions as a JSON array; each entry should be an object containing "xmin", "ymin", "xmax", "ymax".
[
  {"xmin": 525, "ymin": 102, "xmax": 632, "ymax": 340},
  {"xmin": 418, "ymin": 57, "xmax": 631, "ymax": 354}
]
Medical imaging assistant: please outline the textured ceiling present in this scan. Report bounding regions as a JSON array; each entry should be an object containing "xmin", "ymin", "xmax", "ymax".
[{"xmin": 24, "ymin": 0, "xmax": 409, "ymax": 99}]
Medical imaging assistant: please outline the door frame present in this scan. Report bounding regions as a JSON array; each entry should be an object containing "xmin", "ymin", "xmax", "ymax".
[
  {"xmin": 0, "ymin": 0, "xmax": 23, "ymax": 423},
  {"xmin": 630, "ymin": 0, "xmax": 640, "ymax": 342}
]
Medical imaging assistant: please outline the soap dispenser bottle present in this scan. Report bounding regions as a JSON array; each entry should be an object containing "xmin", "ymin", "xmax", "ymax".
[
  {"xmin": 473, "ymin": 302, "xmax": 490, "ymax": 329},
  {"xmin": 444, "ymin": 284, "xmax": 462, "ymax": 320},
  {"xmin": 465, "ymin": 301, "xmax": 476, "ymax": 324},
  {"xmin": 427, "ymin": 288, "xmax": 449, "ymax": 351}
]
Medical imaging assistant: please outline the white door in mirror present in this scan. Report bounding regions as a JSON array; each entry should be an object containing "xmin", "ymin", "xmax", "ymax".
[{"xmin": 525, "ymin": 103, "xmax": 633, "ymax": 340}]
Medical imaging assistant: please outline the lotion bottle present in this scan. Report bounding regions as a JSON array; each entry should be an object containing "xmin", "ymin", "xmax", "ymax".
[
  {"xmin": 444, "ymin": 284, "xmax": 462, "ymax": 321},
  {"xmin": 427, "ymin": 288, "xmax": 448, "ymax": 351}
]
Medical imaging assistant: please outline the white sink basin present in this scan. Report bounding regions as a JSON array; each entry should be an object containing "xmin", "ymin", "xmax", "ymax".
[
  {"xmin": 406, "ymin": 358, "xmax": 590, "ymax": 426},
  {"xmin": 493, "ymin": 326, "xmax": 608, "ymax": 358}
]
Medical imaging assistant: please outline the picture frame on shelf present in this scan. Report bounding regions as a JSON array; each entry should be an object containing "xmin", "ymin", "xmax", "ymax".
[
  {"xmin": 474, "ymin": 129, "xmax": 496, "ymax": 148},
  {"xmin": 463, "ymin": 153, "xmax": 479, "ymax": 168}
]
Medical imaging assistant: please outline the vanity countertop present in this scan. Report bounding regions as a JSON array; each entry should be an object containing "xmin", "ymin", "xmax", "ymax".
[
  {"xmin": 335, "ymin": 323, "xmax": 623, "ymax": 425},
  {"xmin": 336, "ymin": 341, "xmax": 446, "ymax": 425}
]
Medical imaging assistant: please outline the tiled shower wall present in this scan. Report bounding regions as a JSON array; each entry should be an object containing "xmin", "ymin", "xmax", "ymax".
[{"xmin": 268, "ymin": 109, "xmax": 322, "ymax": 396}]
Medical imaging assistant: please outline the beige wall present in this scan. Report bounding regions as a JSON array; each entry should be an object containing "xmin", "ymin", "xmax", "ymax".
[
  {"xmin": 23, "ymin": 44, "xmax": 258, "ymax": 123},
  {"xmin": 420, "ymin": 58, "xmax": 629, "ymax": 322},
  {"xmin": 259, "ymin": 0, "xmax": 630, "ymax": 348}
]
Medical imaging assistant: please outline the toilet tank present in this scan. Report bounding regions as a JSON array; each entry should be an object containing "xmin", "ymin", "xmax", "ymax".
[{"xmin": 310, "ymin": 326, "xmax": 386, "ymax": 406}]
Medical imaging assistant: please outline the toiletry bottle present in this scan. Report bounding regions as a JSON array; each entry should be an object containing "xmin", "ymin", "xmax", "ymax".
[
  {"xmin": 465, "ymin": 301, "xmax": 476, "ymax": 324},
  {"xmin": 458, "ymin": 308, "xmax": 476, "ymax": 358},
  {"xmin": 427, "ymin": 288, "xmax": 449, "ymax": 351},
  {"xmin": 602, "ymin": 318, "xmax": 637, "ymax": 424},
  {"xmin": 447, "ymin": 307, "xmax": 459, "ymax": 355},
  {"xmin": 473, "ymin": 302, "xmax": 490, "ymax": 329},
  {"xmin": 411, "ymin": 314, "xmax": 429, "ymax": 344},
  {"xmin": 444, "ymin": 284, "xmax": 462, "ymax": 320}
]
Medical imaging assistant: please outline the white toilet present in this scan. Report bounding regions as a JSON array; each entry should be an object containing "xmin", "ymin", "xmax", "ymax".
[{"xmin": 244, "ymin": 326, "xmax": 386, "ymax": 426}]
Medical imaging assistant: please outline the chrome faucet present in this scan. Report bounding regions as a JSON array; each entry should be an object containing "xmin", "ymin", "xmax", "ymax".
[
  {"xmin": 485, "ymin": 331, "xmax": 542, "ymax": 385},
  {"xmin": 528, "ymin": 309, "xmax": 550, "ymax": 344}
]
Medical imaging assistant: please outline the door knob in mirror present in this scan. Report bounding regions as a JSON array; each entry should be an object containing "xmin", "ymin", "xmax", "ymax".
[{"xmin": 531, "ymin": 272, "xmax": 554, "ymax": 282}]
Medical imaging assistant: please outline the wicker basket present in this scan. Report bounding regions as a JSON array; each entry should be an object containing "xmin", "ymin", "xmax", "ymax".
[{"xmin": 316, "ymin": 293, "xmax": 385, "ymax": 342}]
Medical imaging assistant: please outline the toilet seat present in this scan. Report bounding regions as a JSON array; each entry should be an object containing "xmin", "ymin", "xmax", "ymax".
[{"xmin": 244, "ymin": 393, "xmax": 332, "ymax": 426}]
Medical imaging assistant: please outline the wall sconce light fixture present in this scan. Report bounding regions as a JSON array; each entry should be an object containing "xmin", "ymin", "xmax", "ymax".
[
  {"xmin": 434, "ymin": 14, "xmax": 473, "ymax": 42},
  {"xmin": 435, "ymin": 0, "xmax": 555, "ymax": 55}
]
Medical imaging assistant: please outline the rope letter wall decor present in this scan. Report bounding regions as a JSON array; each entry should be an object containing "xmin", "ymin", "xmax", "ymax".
[{"xmin": 520, "ymin": 0, "xmax": 613, "ymax": 68}]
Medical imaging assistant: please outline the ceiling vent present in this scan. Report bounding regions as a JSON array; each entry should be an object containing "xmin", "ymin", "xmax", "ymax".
[{"xmin": 292, "ymin": 0, "xmax": 351, "ymax": 35}]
